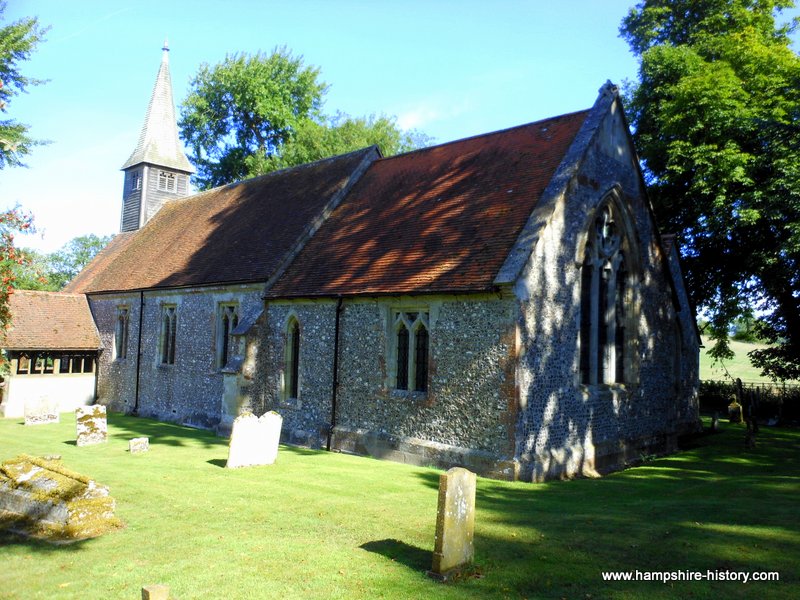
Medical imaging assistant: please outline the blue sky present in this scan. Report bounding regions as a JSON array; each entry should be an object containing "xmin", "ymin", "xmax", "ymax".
[{"xmin": 3, "ymin": 1, "xmax": 797, "ymax": 253}]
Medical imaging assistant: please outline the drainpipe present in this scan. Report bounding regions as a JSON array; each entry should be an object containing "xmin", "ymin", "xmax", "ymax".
[
  {"xmin": 327, "ymin": 296, "xmax": 343, "ymax": 451},
  {"xmin": 133, "ymin": 291, "xmax": 144, "ymax": 415}
]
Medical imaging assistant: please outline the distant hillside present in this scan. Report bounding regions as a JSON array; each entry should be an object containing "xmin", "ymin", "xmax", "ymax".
[{"xmin": 699, "ymin": 336, "xmax": 797, "ymax": 384}]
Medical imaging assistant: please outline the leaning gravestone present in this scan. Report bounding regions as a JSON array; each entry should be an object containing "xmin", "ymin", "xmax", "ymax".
[
  {"xmin": 429, "ymin": 467, "xmax": 477, "ymax": 581},
  {"xmin": 226, "ymin": 411, "xmax": 283, "ymax": 468},
  {"xmin": 23, "ymin": 397, "xmax": 59, "ymax": 425},
  {"xmin": 0, "ymin": 454, "xmax": 119, "ymax": 541},
  {"xmin": 76, "ymin": 405, "xmax": 108, "ymax": 446}
]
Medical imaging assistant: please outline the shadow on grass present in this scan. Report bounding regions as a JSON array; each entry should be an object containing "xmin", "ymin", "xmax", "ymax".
[
  {"xmin": 0, "ymin": 519, "xmax": 98, "ymax": 554},
  {"xmin": 360, "ymin": 538, "xmax": 431, "ymax": 572},
  {"xmin": 461, "ymin": 423, "xmax": 800, "ymax": 599},
  {"xmin": 412, "ymin": 470, "xmax": 442, "ymax": 491},
  {"xmin": 207, "ymin": 458, "xmax": 227, "ymax": 468},
  {"xmin": 280, "ymin": 445, "xmax": 323, "ymax": 456},
  {"xmin": 106, "ymin": 413, "xmax": 228, "ymax": 449}
]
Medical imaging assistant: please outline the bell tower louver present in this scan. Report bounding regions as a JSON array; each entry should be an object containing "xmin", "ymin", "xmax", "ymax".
[{"xmin": 120, "ymin": 42, "xmax": 194, "ymax": 232}]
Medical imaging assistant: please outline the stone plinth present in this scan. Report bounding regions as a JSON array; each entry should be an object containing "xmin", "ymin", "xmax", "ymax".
[
  {"xmin": 24, "ymin": 397, "xmax": 59, "ymax": 425},
  {"xmin": 226, "ymin": 411, "xmax": 283, "ymax": 468},
  {"xmin": 141, "ymin": 584, "xmax": 170, "ymax": 600},
  {"xmin": 0, "ymin": 454, "xmax": 119, "ymax": 540},
  {"xmin": 129, "ymin": 437, "xmax": 149, "ymax": 454},
  {"xmin": 76, "ymin": 405, "xmax": 107, "ymax": 446},
  {"xmin": 430, "ymin": 467, "xmax": 476, "ymax": 580}
]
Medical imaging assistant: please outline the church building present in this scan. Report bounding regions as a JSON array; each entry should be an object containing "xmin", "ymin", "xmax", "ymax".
[{"xmin": 66, "ymin": 48, "xmax": 701, "ymax": 481}]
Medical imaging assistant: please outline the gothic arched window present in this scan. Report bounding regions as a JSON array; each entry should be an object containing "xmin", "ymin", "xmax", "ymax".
[
  {"xmin": 580, "ymin": 202, "xmax": 632, "ymax": 385},
  {"xmin": 160, "ymin": 305, "xmax": 177, "ymax": 365},
  {"xmin": 393, "ymin": 311, "xmax": 429, "ymax": 392},
  {"xmin": 285, "ymin": 317, "xmax": 301, "ymax": 400},
  {"xmin": 217, "ymin": 304, "xmax": 239, "ymax": 368}
]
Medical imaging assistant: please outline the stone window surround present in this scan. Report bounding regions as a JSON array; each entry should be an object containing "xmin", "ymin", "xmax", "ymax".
[
  {"xmin": 114, "ymin": 305, "xmax": 130, "ymax": 361},
  {"xmin": 577, "ymin": 188, "xmax": 641, "ymax": 388},
  {"xmin": 158, "ymin": 304, "xmax": 178, "ymax": 366},
  {"xmin": 216, "ymin": 303, "xmax": 239, "ymax": 369},
  {"xmin": 389, "ymin": 308, "xmax": 431, "ymax": 394},
  {"xmin": 280, "ymin": 312, "xmax": 301, "ymax": 407}
]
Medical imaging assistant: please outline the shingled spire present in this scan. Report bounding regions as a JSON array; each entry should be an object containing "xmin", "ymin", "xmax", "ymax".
[{"xmin": 119, "ymin": 42, "xmax": 194, "ymax": 232}]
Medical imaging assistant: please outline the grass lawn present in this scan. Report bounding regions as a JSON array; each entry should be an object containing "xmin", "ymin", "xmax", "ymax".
[
  {"xmin": 1, "ymin": 414, "xmax": 798, "ymax": 600},
  {"xmin": 699, "ymin": 336, "xmax": 799, "ymax": 384}
]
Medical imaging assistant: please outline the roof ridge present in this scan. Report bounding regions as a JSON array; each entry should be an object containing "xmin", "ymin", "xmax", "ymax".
[
  {"xmin": 376, "ymin": 108, "xmax": 591, "ymax": 163},
  {"xmin": 13, "ymin": 289, "xmax": 87, "ymax": 298}
]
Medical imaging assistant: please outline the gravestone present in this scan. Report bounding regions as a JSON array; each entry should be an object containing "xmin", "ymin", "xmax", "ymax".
[
  {"xmin": 0, "ymin": 454, "xmax": 119, "ymax": 541},
  {"xmin": 226, "ymin": 411, "xmax": 283, "ymax": 468},
  {"xmin": 141, "ymin": 584, "xmax": 170, "ymax": 600},
  {"xmin": 711, "ymin": 411, "xmax": 719, "ymax": 432},
  {"xmin": 76, "ymin": 405, "xmax": 108, "ymax": 447},
  {"xmin": 430, "ymin": 467, "xmax": 476, "ymax": 581},
  {"xmin": 129, "ymin": 437, "xmax": 149, "ymax": 454},
  {"xmin": 23, "ymin": 397, "xmax": 59, "ymax": 425}
]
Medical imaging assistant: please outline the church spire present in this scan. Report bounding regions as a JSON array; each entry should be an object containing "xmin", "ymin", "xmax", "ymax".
[
  {"xmin": 119, "ymin": 44, "xmax": 194, "ymax": 232},
  {"xmin": 121, "ymin": 42, "xmax": 193, "ymax": 172}
]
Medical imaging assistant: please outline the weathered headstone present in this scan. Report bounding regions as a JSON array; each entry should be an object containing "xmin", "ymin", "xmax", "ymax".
[
  {"xmin": 226, "ymin": 411, "xmax": 283, "ymax": 468},
  {"xmin": 76, "ymin": 405, "xmax": 108, "ymax": 447},
  {"xmin": 429, "ymin": 467, "xmax": 476, "ymax": 581},
  {"xmin": 0, "ymin": 454, "xmax": 119, "ymax": 541},
  {"xmin": 23, "ymin": 397, "xmax": 59, "ymax": 425},
  {"xmin": 711, "ymin": 411, "xmax": 720, "ymax": 432},
  {"xmin": 129, "ymin": 437, "xmax": 150, "ymax": 454},
  {"xmin": 141, "ymin": 584, "xmax": 170, "ymax": 600}
]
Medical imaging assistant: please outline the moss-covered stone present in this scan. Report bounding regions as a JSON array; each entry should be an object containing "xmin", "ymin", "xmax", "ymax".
[{"xmin": 0, "ymin": 454, "xmax": 121, "ymax": 542}]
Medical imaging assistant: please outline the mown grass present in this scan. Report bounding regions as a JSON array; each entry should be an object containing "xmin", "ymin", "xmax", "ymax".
[
  {"xmin": 699, "ymin": 336, "xmax": 799, "ymax": 384},
  {"xmin": 1, "ymin": 413, "xmax": 798, "ymax": 599}
]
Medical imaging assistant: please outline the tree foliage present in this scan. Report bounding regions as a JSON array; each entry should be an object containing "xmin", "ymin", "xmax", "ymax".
[
  {"xmin": 262, "ymin": 112, "xmax": 432, "ymax": 172},
  {"xmin": 0, "ymin": 1, "xmax": 47, "ymax": 168},
  {"xmin": 179, "ymin": 47, "xmax": 430, "ymax": 190},
  {"xmin": 0, "ymin": 208, "xmax": 33, "ymax": 332},
  {"xmin": 620, "ymin": 0, "xmax": 800, "ymax": 380},
  {"xmin": 178, "ymin": 47, "xmax": 328, "ymax": 189},
  {"xmin": 13, "ymin": 233, "xmax": 112, "ymax": 292}
]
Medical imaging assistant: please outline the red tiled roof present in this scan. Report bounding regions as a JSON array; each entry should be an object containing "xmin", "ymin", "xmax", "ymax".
[
  {"xmin": 67, "ymin": 148, "xmax": 375, "ymax": 293},
  {"xmin": 268, "ymin": 110, "xmax": 589, "ymax": 297},
  {"xmin": 2, "ymin": 290, "xmax": 101, "ymax": 350}
]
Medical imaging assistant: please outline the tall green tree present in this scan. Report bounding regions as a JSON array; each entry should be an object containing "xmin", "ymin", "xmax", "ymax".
[
  {"xmin": 12, "ymin": 234, "xmax": 112, "ymax": 292},
  {"xmin": 0, "ymin": 1, "xmax": 47, "ymax": 168},
  {"xmin": 11, "ymin": 246, "xmax": 54, "ymax": 291},
  {"xmin": 620, "ymin": 0, "xmax": 800, "ymax": 380},
  {"xmin": 262, "ymin": 112, "xmax": 432, "ymax": 172},
  {"xmin": 179, "ymin": 47, "xmax": 430, "ymax": 190},
  {"xmin": 47, "ymin": 233, "xmax": 112, "ymax": 289},
  {"xmin": 178, "ymin": 47, "xmax": 328, "ymax": 189}
]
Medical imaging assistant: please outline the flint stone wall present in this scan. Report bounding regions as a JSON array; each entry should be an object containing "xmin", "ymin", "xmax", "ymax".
[
  {"xmin": 513, "ymin": 102, "xmax": 700, "ymax": 481},
  {"xmin": 88, "ymin": 285, "xmax": 263, "ymax": 429},
  {"xmin": 260, "ymin": 296, "xmax": 518, "ymax": 476}
]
